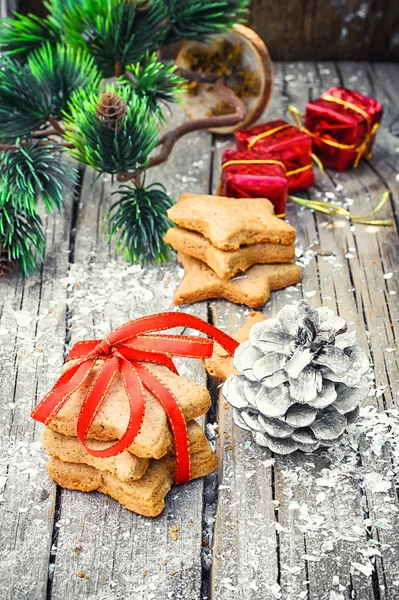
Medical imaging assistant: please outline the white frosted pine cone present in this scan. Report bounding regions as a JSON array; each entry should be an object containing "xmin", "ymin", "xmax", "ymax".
[{"xmin": 222, "ymin": 300, "xmax": 370, "ymax": 454}]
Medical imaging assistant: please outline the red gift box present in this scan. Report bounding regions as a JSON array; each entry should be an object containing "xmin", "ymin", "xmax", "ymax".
[
  {"xmin": 234, "ymin": 119, "xmax": 315, "ymax": 191},
  {"xmin": 304, "ymin": 87, "xmax": 383, "ymax": 171},
  {"xmin": 219, "ymin": 149, "xmax": 288, "ymax": 216}
]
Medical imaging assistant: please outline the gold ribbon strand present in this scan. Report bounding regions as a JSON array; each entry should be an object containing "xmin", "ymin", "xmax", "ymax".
[
  {"xmin": 288, "ymin": 100, "xmax": 379, "ymax": 168},
  {"xmin": 288, "ymin": 191, "xmax": 392, "ymax": 226}
]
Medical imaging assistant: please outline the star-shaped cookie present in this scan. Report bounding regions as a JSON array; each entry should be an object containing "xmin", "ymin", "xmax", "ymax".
[
  {"xmin": 164, "ymin": 226, "xmax": 295, "ymax": 279},
  {"xmin": 174, "ymin": 253, "xmax": 301, "ymax": 308},
  {"xmin": 167, "ymin": 193, "xmax": 296, "ymax": 251},
  {"xmin": 204, "ymin": 311, "xmax": 266, "ymax": 380}
]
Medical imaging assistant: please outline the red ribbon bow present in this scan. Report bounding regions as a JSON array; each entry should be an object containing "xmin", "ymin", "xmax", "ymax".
[{"xmin": 31, "ymin": 312, "xmax": 238, "ymax": 484}]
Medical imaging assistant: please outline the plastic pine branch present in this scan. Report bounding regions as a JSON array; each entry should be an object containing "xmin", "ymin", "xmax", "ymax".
[
  {"xmin": 0, "ymin": 13, "xmax": 60, "ymax": 63},
  {"xmin": 45, "ymin": 0, "xmax": 169, "ymax": 77},
  {"xmin": 0, "ymin": 195, "xmax": 45, "ymax": 275},
  {"xmin": 0, "ymin": 142, "xmax": 78, "ymax": 215},
  {"xmin": 27, "ymin": 43, "xmax": 102, "ymax": 119},
  {"xmin": 124, "ymin": 53, "xmax": 186, "ymax": 118},
  {"xmin": 64, "ymin": 84, "xmax": 159, "ymax": 174},
  {"xmin": 164, "ymin": 0, "xmax": 250, "ymax": 42},
  {"xmin": 0, "ymin": 0, "xmax": 253, "ymax": 275},
  {"xmin": 0, "ymin": 58, "xmax": 53, "ymax": 142},
  {"xmin": 106, "ymin": 182, "xmax": 173, "ymax": 264}
]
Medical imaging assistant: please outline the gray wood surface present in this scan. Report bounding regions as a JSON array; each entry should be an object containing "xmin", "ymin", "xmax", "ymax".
[
  {"xmin": 248, "ymin": 0, "xmax": 399, "ymax": 62},
  {"xmin": 0, "ymin": 62, "xmax": 398, "ymax": 600},
  {"xmin": 16, "ymin": 0, "xmax": 399, "ymax": 62}
]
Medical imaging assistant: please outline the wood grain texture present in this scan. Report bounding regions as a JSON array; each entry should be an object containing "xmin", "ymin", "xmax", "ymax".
[
  {"xmin": 47, "ymin": 105, "xmax": 214, "ymax": 600},
  {"xmin": 15, "ymin": 0, "xmax": 399, "ymax": 61},
  {"xmin": 247, "ymin": 0, "xmax": 399, "ymax": 61},
  {"xmin": 0, "ymin": 186, "xmax": 75, "ymax": 599},
  {"xmin": 1, "ymin": 62, "xmax": 399, "ymax": 600},
  {"xmin": 210, "ymin": 61, "xmax": 399, "ymax": 600}
]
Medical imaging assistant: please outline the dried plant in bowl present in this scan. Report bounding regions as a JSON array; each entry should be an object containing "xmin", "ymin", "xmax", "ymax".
[{"xmin": 176, "ymin": 24, "xmax": 273, "ymax": 134}]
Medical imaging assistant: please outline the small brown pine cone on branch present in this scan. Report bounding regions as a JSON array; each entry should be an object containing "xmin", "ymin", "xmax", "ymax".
[
  {"xmin": 96, "ymin": 92, "xmax": 127, "ymax": 130},
  {"xmin": 0, "ymin": 247, "xmax": 17, "ymax": 280}
]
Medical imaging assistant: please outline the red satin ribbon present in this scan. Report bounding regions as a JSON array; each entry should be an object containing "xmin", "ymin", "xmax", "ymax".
[{"xmin": 31, "ymin": 312, "xmax": 238, "ymax": 484}]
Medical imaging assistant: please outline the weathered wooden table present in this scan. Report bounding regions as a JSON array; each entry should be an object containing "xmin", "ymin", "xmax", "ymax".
[{"xmin": 1, "ymin": 62, "xmax": 399, "ymax": 600}]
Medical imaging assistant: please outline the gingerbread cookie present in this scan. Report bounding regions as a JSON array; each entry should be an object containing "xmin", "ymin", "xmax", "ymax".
[
  {"xmin": 41, "ymin": 420, "xmax": 208, "ymax": 482},
  {"xmin": 49, "ymin": 362, "xmax": 211, "ymax": 460},
  {"xmin": 174, "ymin": 253, "xmax": 301, "ymax": 308},
  {"xmin": 167, "ymin": 192, "xmax": 295, "ymax": 250},
  {"xmin": 46, "ymin": 443, "xmax": 218, "ymax": 517},
  {"xmin": 204, "ymin": 312, "xmax": 266, "ymax": 380},
  {"xmin": 164, "ymin": 227, "xmax": 295, "ymax": 280}
]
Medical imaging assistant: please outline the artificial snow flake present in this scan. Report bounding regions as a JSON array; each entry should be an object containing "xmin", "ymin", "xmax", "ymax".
[
  {"xmin": 13, "ymin": 310, "xmax": 32, "ymax": 328},
  {"xmin": 223, "ymin": 300, "xmax": 370, "ymax": 454},
  {"xmin": 352, "ymin": 561, "xmax": 374, "ymax": 577}
]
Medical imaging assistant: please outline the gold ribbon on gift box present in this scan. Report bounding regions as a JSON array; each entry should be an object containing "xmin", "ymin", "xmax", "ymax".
[
  {"xmin": 218, "ymin": 159, "xmax": 288, "ymax": 216},
  {"xmin": 288, "ymin": 190, "xmax": 392, "ymax": 226},
  {"xmin": 244, "ymin": 123, "xmax": 324, "ymax": 178},
  {"xmin": 288, "ymin": 94, "xmax": 380, "ymax": 168},
  {"xmin": 219, "ymin": 157, "xmax": 391, "ymax": 225}
]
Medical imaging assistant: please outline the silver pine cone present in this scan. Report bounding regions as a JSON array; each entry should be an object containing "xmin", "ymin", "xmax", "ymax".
[{"xmin": 222, "ymin": 300, "xmax": 370, "ymax": 454}]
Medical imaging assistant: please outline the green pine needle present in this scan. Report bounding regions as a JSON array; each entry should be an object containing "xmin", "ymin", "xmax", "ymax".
[
  {"xmin": 45, "ymin": 0, "xmax": 168, "ymax": 77},
  {"xmin": 124, "ymin": 53, "xmax": 185, "ymax": 118},
  {"xmin": 64, "ymin": 84, "xmax": 159, "ymax": 174},
  {"xmin": 0, "ymin": 57, "xmax": 52, "ymax": 142},
  {"xmin": 28, "ymin": 43, "xmax": 102, "ymax": 119},
  {"xmin": 164, "ymin": 0, "xmax": 250, "ymax": 42},
  {"xmin": 0, "ymin": 142, "xmax": 78, "ymax": 215},
  {"xmin": 107, "ymin": 182, "xmax": 173, "ymax": 264},
  {"xmin": 0, "ymin": 12, "xmax": 60, "ymax": 63},
  {"xmin": 0, "ymin": 0, "xmax": 251, "ymax": 275},
  {"xmin": 0, "ymin": 196, "xmax": 45, "ymax": 275}
]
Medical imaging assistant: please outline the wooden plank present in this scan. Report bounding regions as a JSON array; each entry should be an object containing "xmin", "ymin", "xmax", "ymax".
[
  {"xmin": 19, "ymin": 0, "xmax": 399, "ymax": 62},
  {"xmin": 248, "ymin": 0, "xmax": 399, "ymax": 62},
  {"xmin": 49, "ymin": 105, "xmax": 215, "ymax": 600},
  {"xmin": 209, "ymin": 59, "xmax": 399, "ymax": 600},
  {"xmin": 210, "ymin": 66, "xmax": 287, "ymax": 600},
  {"xmin": 285, "ymin": 60, "xmax": 379, "ymax": 600},
  {"xmin": 329, "ymin": 60, "xmax": 399, "ymax": 599},
  {"xmin": 0, "ymin": 193, "xmax": 76, "ymax": 598}
]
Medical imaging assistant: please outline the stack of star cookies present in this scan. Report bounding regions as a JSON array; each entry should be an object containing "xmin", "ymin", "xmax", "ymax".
[
  {"xmin": 164, "ymin": 193, "xmax": 301, "ymax": 308},
  {"xmin": 41, "ymin": 361, "xmax": 217, "ymax": 517}
]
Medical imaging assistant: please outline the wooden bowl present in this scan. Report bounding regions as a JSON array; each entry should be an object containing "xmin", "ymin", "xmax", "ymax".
[{"xmin": 176, "ymin": 24, "xmax": 273, "ymax": 134}]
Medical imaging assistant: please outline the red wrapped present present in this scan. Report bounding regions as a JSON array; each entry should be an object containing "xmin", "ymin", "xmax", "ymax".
[
  {"xmin": 303, "ymin": 87, "xmax": 383, "ymax": 171},
  {"xmin": 219, "ymin": 149, "xmax": 288, "ymax": 216},
  {"xmin": 235, "ymin": 119, "xmax": 315, "ymax": 191}
]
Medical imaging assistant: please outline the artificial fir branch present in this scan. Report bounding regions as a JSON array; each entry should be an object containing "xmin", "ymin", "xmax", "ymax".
[
  {"xmin": 0, "ymin": 0, "xmax": 253, "ymax": 273},
  {"xmin": 0, "ymin": 198, "xmax": 45, "ymax": 275},
  {"xmin": 107, "ymin": 181, "xmax": 173, "ymax": 264},
  {"xmin": 0, "ymin": 45, "xmax": 100, "ymax": 142},
  {"xmin": 64, "ymin": 84, "xmax": 159, "ymax": 174},
  {"xmin": 124, "ymin": 53, "xmax": 185, "ymax": 118},
  {"xmin": 164, "ymin": 0, "xmax": 250, "ymax": 42},
  {"xmin": 0, "ymin": 58, "xmax": 53, "ymax": 142},
  {"xmin": 0, "ymin": 142, "xmax": 78, "ymax": 215},
  {"xmin": 45, "ymin": 0, "xmax": 169, "ymax": 77},
  {"xmin": 27, "ymin": 43, "xmax": 102, "ymax": 120},
  {"xmin": 118, "ymin": 78, "xmax": 246, "ymax": 181},
  {"xmin": 0, "ymin": 13, "xmax": 60, "ymax": 63}
]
